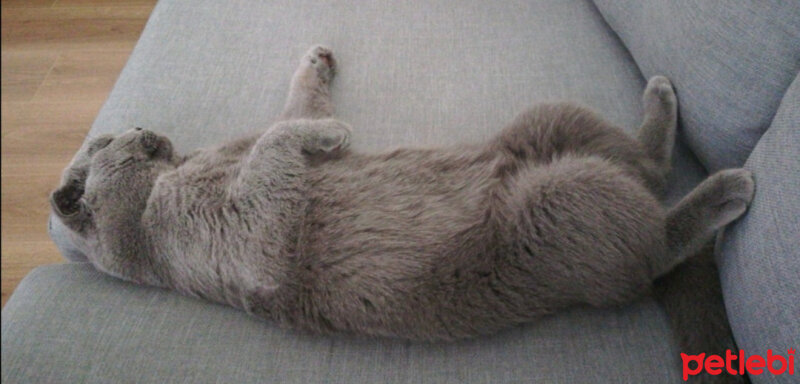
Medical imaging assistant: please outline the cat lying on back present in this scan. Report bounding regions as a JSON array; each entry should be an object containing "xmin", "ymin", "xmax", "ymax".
[{"xmin": 51, "ymin": 46, "xmax": 754, "ymax": 341}]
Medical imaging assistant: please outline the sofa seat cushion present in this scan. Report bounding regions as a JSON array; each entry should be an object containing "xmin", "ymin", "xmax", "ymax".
[
  {"xmin": 594, "ymin": 0, "xmax": 800, "ymax": 173},
  {"xmin": 718, "ymin": 74, "xmax": 800, "ymax": 384},
  {"xmin": 49, "ymin": 0, "xmax": 707, "ymax": 261},
  {"xmin": 1, "ymin": 264, "xmax": 684, "ymax": 383}
]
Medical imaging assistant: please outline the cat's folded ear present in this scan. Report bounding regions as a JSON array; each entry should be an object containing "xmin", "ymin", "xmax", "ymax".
[
  {"xmin": 87, "ymin": 134, "xmax": 114, "ymax": 156},
  {"xmin": 50, "ymin": 180, "xmax": 92, "ymax": 233},
  {"xmin": 58, "ymin": 134, "xmax": 114, "ymax": 185}
]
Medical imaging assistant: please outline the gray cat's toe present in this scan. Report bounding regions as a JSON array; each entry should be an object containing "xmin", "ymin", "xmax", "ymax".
[
  {"xmin": 303, "ymin": 45, "xmax": 336, "ymax": 82},
  {"xmin": 643, "ymin": 75, "xmax": 677, "ymax": 116},
  {"xmin": 706, "ymin": 168, "xmax": 755, "ymax": 227},
  {"xmin": 315, "ymin": 121, "xmax": 351, "ymax": 153},
  {"xmin": 716, "ymin": 168, "xmax": 755, "ymax": 205},
  {"xmin": 645, "ymin": 75, "xmax": 675, "ymax": 100}
]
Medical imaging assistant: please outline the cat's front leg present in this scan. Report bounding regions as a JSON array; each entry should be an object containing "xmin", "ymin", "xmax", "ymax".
[
  {"xmin": 280, "ymin": 46, "xmax": 337, "ymax": 120},
  {"xmin": 227, "ymin": 119, "xmax": 351, "ymax": 290},
  {"xmin": 231, "ymin": 118, "xmax": 352, "ymax": 200}
]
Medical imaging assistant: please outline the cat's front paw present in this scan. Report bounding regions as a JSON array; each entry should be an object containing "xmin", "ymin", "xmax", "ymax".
[
  {"xmin": 299, "ymin": 45, "xmax": 336, "ymax": 84},
  {"xmin": 308, "ymin": 119, "xmax": 351, "ymax": 154}
]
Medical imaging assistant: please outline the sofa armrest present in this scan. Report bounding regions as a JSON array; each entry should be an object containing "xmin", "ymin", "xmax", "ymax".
[{"xmin": 718, "ymin": 73, "xmax": 800, "ymax": 384}]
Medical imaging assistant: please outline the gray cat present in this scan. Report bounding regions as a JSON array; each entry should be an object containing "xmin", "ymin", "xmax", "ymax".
[{"xmin": 51, "ymin": 46, "xmax": 754, "ymax": 342}]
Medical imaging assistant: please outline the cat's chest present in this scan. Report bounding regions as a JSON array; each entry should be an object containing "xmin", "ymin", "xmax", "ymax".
[
  {"xmin": 145, "ymin": 157, "xmax": 258, "ymax": 260},
  {"xmin": 145, "ymin": 153, "xmax": 245, "ymax": 224}
]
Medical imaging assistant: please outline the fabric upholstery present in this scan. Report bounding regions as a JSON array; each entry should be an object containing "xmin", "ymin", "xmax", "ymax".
[
  {"xmin": 1, "ymin": 264, "xmax": 683, "ymax": 383},
  {"xmin": 48, "ymin": 0, "xmax": 707, "ymax": 258},
  {"xmin": 594, "ymin": 0, "xmax": 800, "ymax": 173},
  {"xmin": 717, "ymin": 73, "xmax": 800, "ymax": 384},
  {"xmin": 96, "ymin": 0, "xmax": 648, "ymax": 151}
]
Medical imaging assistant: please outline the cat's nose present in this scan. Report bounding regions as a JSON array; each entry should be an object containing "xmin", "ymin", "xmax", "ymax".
[{"xmin": 134, "ymin": 127, "xmax": 143, "ymax": 131}]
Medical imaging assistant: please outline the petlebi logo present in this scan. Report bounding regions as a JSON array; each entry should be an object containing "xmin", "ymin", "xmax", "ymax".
[{"xmin": 681, "ymin": 348, "xmax": 796, "ymax": 381}]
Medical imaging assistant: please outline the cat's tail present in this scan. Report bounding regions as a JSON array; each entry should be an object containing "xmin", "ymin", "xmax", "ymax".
[{"xmin": 654, "ymin": 244, "xmax": 748, "ymax": 384}]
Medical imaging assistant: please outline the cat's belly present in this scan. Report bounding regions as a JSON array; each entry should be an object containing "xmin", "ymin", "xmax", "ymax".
[
  {"xmin": 287, "ymin": 150, "xmax": 503, "ymax": 336},
  {"xmin": 300, "ymin": 149, "xmax": 495, "ymax": 267},
  {"xmin": 300, "ymin": 161, "xmax": 493, "ymax": 274}
]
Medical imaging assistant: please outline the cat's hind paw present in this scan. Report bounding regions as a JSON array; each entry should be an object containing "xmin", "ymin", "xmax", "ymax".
[
  {"xmin": 643, "ymin": 75, "xmax": 677, "ymax": 113},
  {"xmin": 703, "ymin": 168, "xmax": 755, "ymax": 229}
]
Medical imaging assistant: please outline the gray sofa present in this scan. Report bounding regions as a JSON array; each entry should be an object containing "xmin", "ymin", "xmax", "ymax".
[{"xmin": 2, "ymin": 1, "xmax": 798, "ymax": 383}]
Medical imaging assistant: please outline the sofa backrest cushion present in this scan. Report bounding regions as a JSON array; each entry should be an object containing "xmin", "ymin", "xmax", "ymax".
[
  {"xmin": 718, "ymin": 73, "xmax": 799, "ymax": 384},
  {"xmin": 594, "ymin": 0, "xmax": 800, "ymax": 172}
]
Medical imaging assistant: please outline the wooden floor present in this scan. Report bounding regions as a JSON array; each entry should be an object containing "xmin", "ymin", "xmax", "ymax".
[{"xmin": 1, "ymin": 0, "xmax": 157, "ymax": 307}]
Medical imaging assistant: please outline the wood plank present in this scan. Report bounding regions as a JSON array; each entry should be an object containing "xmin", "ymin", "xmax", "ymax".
[
  {"xmin": 0, "ymin": 50, "xmax": 58, "ymax": 102},
  {"xmin": 0, "ymin": 0, "xmax": 56, "ymax": 8},
  {"xmin": 1, "ymin": 6, "xmax": 154, "ymax": 52},
  {"xmin": 1, "ymin": 170, "xmax": 66, "ymax": 239},
  {"xmin": 1, "ymin": 100, "xmax": 101, "ymax": 156},
  {"xmin": 54, "ymin": 0, "xmax": 156, "ymax": 7},
  {"xmin": 32, "ymin": 50, "xmax": 130, "ymax": 103}
]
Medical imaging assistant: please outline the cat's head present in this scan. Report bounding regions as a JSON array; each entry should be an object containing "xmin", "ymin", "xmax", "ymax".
[{"xmin": 50, "ymin": 128, "xmax": 178, "ymax": 284}]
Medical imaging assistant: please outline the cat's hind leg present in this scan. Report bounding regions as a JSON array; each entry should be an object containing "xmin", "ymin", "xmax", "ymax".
[
  {"xmin": 280, "ymin": 46, "xmax": 337, "ymax": 120},
  {"xmin": 487, "ymin": 102, "xmax": 666, "ymax": 193},
  {"xmin": 655, "ymin": 168, "xmax": 755, "ymax": 277},
  {"xmin": 492, "ymin": 155, "xmax": 665, "ymax": 309},
  {"xmin": 637, "ymin": 76, "xmax": 678, "ymax": 179}
]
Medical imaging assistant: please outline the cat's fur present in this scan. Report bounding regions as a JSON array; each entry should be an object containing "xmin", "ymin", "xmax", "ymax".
[{"xmin": 51, "ymin": 46, "xmax": 754, "ymax": 343}]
